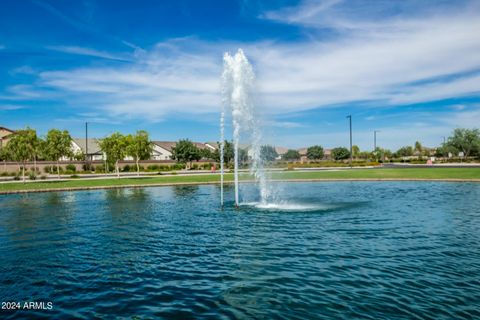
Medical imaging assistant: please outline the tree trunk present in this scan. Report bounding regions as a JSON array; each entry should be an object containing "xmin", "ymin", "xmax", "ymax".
[
  {"xmin": 57, "ymin": 160, "xmax": 60, "ymax": 178},
  {"xmin": 136, "ymin": 157, "xmax": 140, "ymax": 176},
  {"xmin": 116, "ymin": 160, "xmax": 120, "ymax": 178},
  {"xmin": 34, "ymin": 156, "xmax": 37, "ymax": 175},
  {"xmin": 22, "ymin": 161, "xmax": 25, "ymax": 183}
]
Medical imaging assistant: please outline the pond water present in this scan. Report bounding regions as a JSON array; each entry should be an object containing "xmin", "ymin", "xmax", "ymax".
[{"xmin": 1, "ymin": 182, "xmax": 479, "ymax": 319}]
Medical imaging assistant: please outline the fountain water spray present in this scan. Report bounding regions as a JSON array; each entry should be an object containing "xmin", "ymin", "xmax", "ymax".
[
  {"xmin": 222, "ymin": 49, "xmax": 270, "ymax": 206},
  {"xmin": 219, "ymin": 90, "xmax": 226, "ymax": 207}
]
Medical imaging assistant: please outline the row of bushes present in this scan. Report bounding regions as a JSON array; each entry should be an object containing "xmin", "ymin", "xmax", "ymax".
[{"xmin": 284, "ymin": 161, "xmax": 381, "ymax": 169}]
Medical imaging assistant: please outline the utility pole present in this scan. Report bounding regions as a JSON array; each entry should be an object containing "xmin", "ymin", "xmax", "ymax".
[{"xmin": 347, "ymin": 115, "xmax": 352, "ymax": 167}]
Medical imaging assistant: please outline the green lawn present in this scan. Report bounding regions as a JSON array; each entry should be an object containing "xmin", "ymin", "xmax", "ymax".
[{"xmin": 1, "ymin": 168, "xmax": 479, "ymax": 193}]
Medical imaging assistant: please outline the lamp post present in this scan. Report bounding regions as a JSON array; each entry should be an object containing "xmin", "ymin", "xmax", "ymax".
[{"xmin": 347, "ymin": 115, "xmax": 352, "ymax": 167}]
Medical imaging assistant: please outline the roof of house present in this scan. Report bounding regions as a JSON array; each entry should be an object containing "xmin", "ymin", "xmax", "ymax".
[
  {"xmin": 152, "ymin": 141, "xmax": 176, "ymax": 152},
  {"xmin": 0, "ymin": 126, "xmax": 15, "ymax": 139},
  {"xmin": 275, "ymin": 146, "xmax": 288, "ymax": 155},
  {"xmin": 298, "ymin": 147, "xmax": 332, "ymax": 156},
  {"xmin": 73, "ymin": 138, "xmax": 102, "ymax": 154},
  {"xmin": 152, "ymin": 141, "xmax": 210, "ymax": 152},
  {"xmin": 297, "ymin": 147, "xmax": 308, "ymax": 155},
  {"xmin": 205, "ymin": 141, "xmax": 219, "ymax": 150}
]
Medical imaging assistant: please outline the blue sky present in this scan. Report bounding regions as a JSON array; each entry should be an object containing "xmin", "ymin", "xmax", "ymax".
[{"xmin": 1, "ymin": 0, "xmax": 479, "ymax": 150}]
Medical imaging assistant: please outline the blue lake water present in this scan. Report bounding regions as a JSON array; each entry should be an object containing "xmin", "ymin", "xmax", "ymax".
[{"xmin": 1, "ymin": 182, "xmax": 480, "ymax": 319}]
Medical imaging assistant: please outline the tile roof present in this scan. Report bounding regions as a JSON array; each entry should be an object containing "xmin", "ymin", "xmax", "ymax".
[
  {"xmin": 152, "ymin": 141, "xmax": 210, "ymax": 152},
  {"xmin": 73, "ymin": 138, "xmax": 102, "ymax": 154}
]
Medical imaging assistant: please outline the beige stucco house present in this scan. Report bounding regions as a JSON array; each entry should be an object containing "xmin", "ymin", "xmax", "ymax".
[{"xmin": 0, "ymin": 126, "xmax": 15, "ymax": 148}]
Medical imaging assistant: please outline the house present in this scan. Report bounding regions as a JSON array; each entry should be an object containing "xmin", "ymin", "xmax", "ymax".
[
  {"xmin": 275, "ymin": 146, "xmax": 288, "ymax": 160},
  {"xmin": 298, "ymin": 147, "xmax": 332, "ymax": 162},
  {"xmin": 151, "ymin": 141, "xmax": 175, "ymax": 160},
  {"xmin": 204, "ymin": 142, "xmax": 219, "ymax": 151},
  {"xmin": 0, "ymin": 126, "xmax": 15, "ymax": 148},
  {"xmin": 151, "ymin": 141, "xmax": 218, "ymax": 160},
  {"xmin": 71, "ymin": 138, "xmax": 104, "ymax": 161}
]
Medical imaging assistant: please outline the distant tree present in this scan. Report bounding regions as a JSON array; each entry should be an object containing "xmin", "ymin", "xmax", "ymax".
[
  {"xmin": 73, "ymin": 151, "xmax": 86, "ymax": 161},
  {"xmin": 283, "ymin": 149, "xmax": 300, "ymax": 161},
  {"xmin": 331, "ymin": 147, "xmax": 350, "ymax": 160},
  {"xmin": 213, "ymin": 140, "xmax": 234, "ymax": 164},
  {"xmin": 200, "ymin": 148, "xmax": 214, "ymax": 160},
  {"xmin": 171, "ymin": 139, "xmax": 201, "ymax": 169},
  {"xmin": 395, "ymin": 146, "xmax": 414, "ymax": 158},
  {"xmin": 435, "ymin": 144, "xmax": 458, "ymax": 158},
  {"xmin": 99, "ymin": 132, "xmax": 128, "ymax": 177},
  {"xmin": 383, "ymin": 149, "xmax": 393, "ymax": 159},
  {"xmin": 44, "ymin": 129, "xmax": 73, "ymax": 178},
  {"xmin": 358, "ymin": 151, "xmax": 371, "ymax": 160},
  {"xmin": 0, "ymin": 146, "xmax": 8, "ymax": 161},
  {"xmin": 3, "ymin": 128, "xmax": 38, "ymax": 182},
  {"xmin": 372, "ymin": 147, "xmax": 392, "ymax": 161},
  {"xmin": 372, "ymin": 147, "xmax": 382, "ymax": 161},
  {"xmin": 352, "ymin": 145, "xmax": 360, "ymax": 159},
  {"xmin": 306, "ymin": 145, "xmax": 324, "ymax": 160},
  {"xmin": 260, "ymin": 145, "xmax": 278, "ymax": 162},
  {"xmin": 126, "ymin": 130, "xmax": 153, "ymax": 175},
  {"xmin": 238, "ymin": 148, "xmax": 249, "ymax": 165},
  {"xmin": 414, "ymin": 141, "xmax": 423, "ymax": 154},
  {"xmin": 447, "ymin": 128, "xmax": 480, "ymax": 158}
]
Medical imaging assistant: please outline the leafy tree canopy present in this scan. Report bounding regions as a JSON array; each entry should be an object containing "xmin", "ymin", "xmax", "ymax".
[
  {"xmin": 306, "ymin": 145, "xmax": 324, "ymax": 160},
  {"xmin": 260, "ymin": 145, "xmax": 278, "ymax": 162},
  {"xmin": 44, "ymin": 129, "xmax": 73, "ymax": 161},
  {"xmin": 447, "ymin": 128, "xmax": 480, "ymax": 158},
  {"xmin": 283, "ymin": 149, "xmax": 300, "ymax": 161},
  {"xmin": 331, "ymin": 147, "xmax": 350, "ymax": 160},
  {"xmin": 171, "ymin": 139, "xmax": 201, "ymax": 164},
  {"xmin": 395, "ymin": 146, "xmax": 414, "ymax": 157}
]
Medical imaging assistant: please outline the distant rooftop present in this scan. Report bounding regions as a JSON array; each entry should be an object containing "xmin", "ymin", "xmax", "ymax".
[{"xmin": 73, "ymin": 138, "xmax": 102, "ymax": 154}]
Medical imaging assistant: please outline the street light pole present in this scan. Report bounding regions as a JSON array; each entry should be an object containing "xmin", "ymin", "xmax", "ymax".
[{"xmin": 347, "ymin": 115, "xmax": 352, "ymax": 167}]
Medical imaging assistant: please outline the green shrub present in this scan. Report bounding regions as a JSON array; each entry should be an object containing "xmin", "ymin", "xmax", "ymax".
[
  {"xmin": 66, "ymin": 164, "xmax": 76, "ymax": 173},
  {"xmin": 28, "ymin": 172, "xmax": 36, "ymax": 180},
  {"xmin": 40, "ymin": 175, "xmax": 47, "ymax": 180},
  {"xmin": 147, "ymin": 165, "xmax": 160, "ymax": 171},
  {"xmin": 202, "ymin": 163, "xmax": 213, "ymax": 170},
  {"xmin": 70, "ymin": 174, "xmax": 79, "ymax": 178},
  {"xmin": 13, "ymin": 175, "xmax": 21, "ymax": 181},
  {"xmin": 173, "ymin": 163, "xmax": 185, "ymax": 170}
]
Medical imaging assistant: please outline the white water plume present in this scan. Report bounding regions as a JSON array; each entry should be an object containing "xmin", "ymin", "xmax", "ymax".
[{"xmin": 222, "ymin": 49, "xmax": 271, "ymax": 206}]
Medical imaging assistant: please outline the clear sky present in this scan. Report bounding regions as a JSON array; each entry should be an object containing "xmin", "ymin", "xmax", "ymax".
[{"xmin": 1, "ymin": 0, "xmax": 479, "ymax": 151}]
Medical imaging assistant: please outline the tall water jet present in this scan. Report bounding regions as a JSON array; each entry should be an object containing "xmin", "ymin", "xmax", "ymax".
[
  {"xmin": 219, "ymin": 90, "xmax": 226, "ymax": 207},
  {"xmin": 222, "ymin": 49, "xmax": 270, "ymax": 206}
]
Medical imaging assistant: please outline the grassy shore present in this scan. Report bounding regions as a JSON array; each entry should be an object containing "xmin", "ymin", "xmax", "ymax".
[{"xmin": 1, "ymin": 168, "xmax": 480, "ymax": 194}]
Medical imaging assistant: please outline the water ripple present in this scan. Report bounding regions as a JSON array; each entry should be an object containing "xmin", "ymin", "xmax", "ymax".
[{"xmin": 1, "ymin": 182, "xmax": 479, "ymax": 319}]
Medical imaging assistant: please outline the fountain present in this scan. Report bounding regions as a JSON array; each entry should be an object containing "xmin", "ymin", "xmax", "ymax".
[{"xmin": 221, "ymin": 49, "xmax": 270, "ymax": 207}]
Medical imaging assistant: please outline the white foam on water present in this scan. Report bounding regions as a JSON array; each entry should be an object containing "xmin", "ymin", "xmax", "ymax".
[{"xmin": 241, "ymin": 201, "xmax": 337, "ymax": 212}]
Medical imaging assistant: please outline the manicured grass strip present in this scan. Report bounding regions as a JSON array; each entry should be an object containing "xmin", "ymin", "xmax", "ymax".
[
  {"xmin": 1, "ymin": 168, "xmax": 480, "ymax": 194},
  {"xmin": 272, "ymin": 168, "xmax": 480, "ymax": 180}
]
